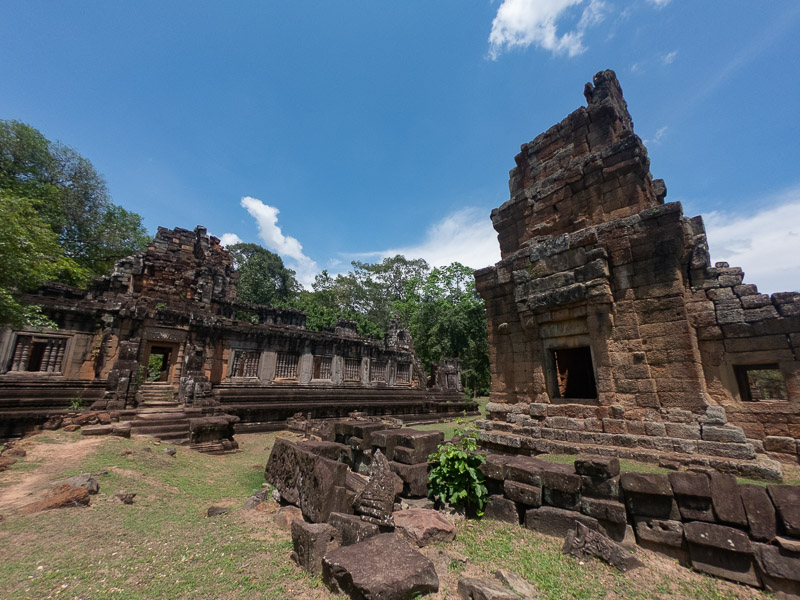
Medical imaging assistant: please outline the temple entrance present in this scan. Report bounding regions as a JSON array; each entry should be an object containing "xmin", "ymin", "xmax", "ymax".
[
  {"xmin": 551, "ymin": 346, "xmax": 597, "ymax": 401},
  {"xmin": 144, "ymin": 343, "xmax": 177, "ymax": 383}
]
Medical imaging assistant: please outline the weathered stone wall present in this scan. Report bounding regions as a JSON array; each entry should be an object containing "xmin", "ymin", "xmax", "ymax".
[
  {"xmin": 475, "ymin": 69, "xmax": 800, "ymax": 469},
  {"xmin": 482, "ymin": 454, "xmax": 800, "ymax": 595},
  {"xmin": 1, "ymin": 225, "xmax": 474, "ymax": 434}
]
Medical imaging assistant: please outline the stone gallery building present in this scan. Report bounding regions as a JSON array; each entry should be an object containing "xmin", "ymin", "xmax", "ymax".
[
  {"xmin": 0, "ymin": 226, "xmax": 472, "ymax": 438},
  {"xmin": 475, "ymin": 70, "xmax": 800, "ymax": 476}
]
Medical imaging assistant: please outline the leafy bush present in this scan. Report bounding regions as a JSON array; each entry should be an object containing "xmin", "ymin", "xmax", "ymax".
[{"xmin": 427, "ymin": 424, "xmax": 488, "ymax": 516}]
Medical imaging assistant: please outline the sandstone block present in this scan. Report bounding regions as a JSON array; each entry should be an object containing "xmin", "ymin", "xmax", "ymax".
[
  {"xmin": 291, "ymin": 521, "xmax": 341, "ymax": 575},
  {"xmin": 19, "ymin": 483, "xmax": 90, "ymax": 514},
  {"xmin": 504, "ymin": 480, "xmax": 542, "ymax": 507},
  {"xmin": 480, "ymin": 453, "xmax": 512, "ymax": 481},
  {"xmin": 484, "ymin": 495, "xmax": 520, "ymax": 524},
  {"xmin": 753, "ymin": 542, "xmax": 800, "ymax": 584},
  {"xmin": 696, "ymin": 440, "xmax": 756, "ymax": 460},
  {"xmin": 327, "ymin": 512, "xmax": 380, "ymax": 546},
  {"xmin": 457, "ymin": 577, "xmax": 518, "ymax": 600},
  {"xmin": 541, "ymin": 464, "xmax": 581, "ymax": 493},
  {"xmin": 633, "ymin": 517, "xmax": 684, "ymax": 547},
  {"xmin": 764, "ymin": 436, "xmax": 798, "ymax": 455},
  {"xmin": 620, "ymin": 472, "xmax": 672, "ymax": 496},
  {"xmin": 684, "ymin": 522, "xmax": 760, "ymax": 587},
  {"xmin": 274, "ymin": 505, "xmax": 304, "ymax": 530},
  {"xmin": 525, "ymin": 506, "xmax": 599, "ymax": 538},
  {"xmin": 389, "ymin": 461, "xmax": 429, "ymax": 498},
  {"xmin": 740, "ymin": 484, "xmax": 778, "ymax": 542},
  {"xmin": 668, "ymin": 472, "xmax": 711, "ymax": 497},
  {"xmin": 574, "ymin": 456, "xmax": 620, "ymax": 479},
  {"xmin": 322, "ymin": 534, "xmax": 439, "ymax": 599},
  {"xmin": 563, "ymin": 522, "xmax": 643, "ymax": 572},
  {"xmin": 709, "ymin": 472, "xmax": 748, "ymax": 526},
  {"xmin": 580, "ymin": 497, "xmax": 626, "ymax": 524},
  {"xmin": 393, "ymin": 508, "xmax": 456, "ymax": 547},
  {"xmin": 664, "ymin": 423, "xmax": 700, "ymax": 440},
  {"xmin": 702, "ymin": 425, "xmax": 746, "ymax": 443},
  {"xmin": 767, "ymin": 485, "xmax": 800, "ymax": 537},
  {"xmin": 703, "ymin": 405, "xmax": 727, "ymax": 425},
  {"xmin": 504, "ymin": 455, "xmax": 546, "ymax": 486},
  {"xmin": 581, "ymin": 474, "xmax": 621, "ymax": 500}
]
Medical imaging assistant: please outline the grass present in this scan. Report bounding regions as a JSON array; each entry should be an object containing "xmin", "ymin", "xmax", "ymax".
[{"xmin": 0, "ymin": 425, "xmax": 777, "ymax": 600}]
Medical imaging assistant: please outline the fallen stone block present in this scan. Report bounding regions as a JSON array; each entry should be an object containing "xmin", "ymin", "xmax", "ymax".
[
  {"xmin": 327, "ymin": 512, "xmax": 380, "ymax": 546},
  {"xmin": 275, "ymin": 505, "xmax": 304, "ymax": 530},
  {"xmin": 753, "ymin": 542, "xmax": 800, "ymax": 584},
  {"xmin": 525, "ymin": 506, "xmax": 599, "ymax": 538},
  {"xmin": 563, "ymin": 522, "xmax": 643, "ymax": 572},
  {"xmin": 292, "ymin": 521, "xmax": 341, "ymax": 576},
  {"xmin": 480, "ymin": 453, "xmax": 513, "ymax": 482},
  {"xmin": 111, "ymin": 422, "xmax": 131, "ymax": 437},
  {"xmin": 394, "ymin": 508, "xmax": 456, "ymax": 547},
  {"xmin": 207, "ymin": 506, "xmax": 230, "ymax": 517},
  {"xmin": 493, "ymin": 569, "xmax": 538, "ymax": 599},
  {"xmin": 52, "ymin": 473, "xmax": 100, "ymax": 495},
  {"xmin": 322, "ymin": 533, "xmax": 438, "ymax": 599},
  {"xmin": 19, "ymin": 483, "xmax": 90, "ymax": 514},
  {"xmin": 353, "ymin": 450, "xmax": 402, "ymax": 526},
  {"xmin": 114, "ymin": 492, "xmax": 135, "ymax": 504},
  {"xmin": 371, "ymin": 429, "xmax": 443, "ymax": 465},
  {"xmin": 767, "ymin": 485, "xmax": 800, "ymax": 537},
  {"xmin": 740, "ymin": 484, "xmax": 779, "ymax": 542},
  {"xmin": 81, "ymin": 424, "xmax": 113, "ymax": 436},
  {"xmin": 541, "ymin": 464, "xmax": 581, "ymax": 493},
  {"xmin": 504, "ymin": 455, "xmax": 547, "ymax": 486},
  {"xmin": 389, "ymin": 460, "xmax": 429, "ymax": 498},
  {"xmin": 457, "ymin": 577, "xmax": 518, "ymax": 600}
]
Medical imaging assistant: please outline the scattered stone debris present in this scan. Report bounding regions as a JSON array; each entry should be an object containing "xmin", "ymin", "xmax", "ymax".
[
  {"xmin": 114, "ymin": 493, "xmax": 136, "ymax": 504},
  {"xmin": 19, "ymin": 484, "xmax": 90, "ymax": 515},
  {"xmin": 52, "ymin": 473, "xmax": 100, "ymax": 495},
  {"xmin": 0, "ymin": 456, "xmax": 17, "ymax": 472},
  {"xmin": 562, "ymin": 522, "xmax": 643, "ymax": 573},
  {"xmin": 241, "ymin": 488, "xmax": 272, "ymax": 510},
  {"xmin": 274, "ymin": 506, "xmax": 304, "ymax": 530},
  {"xmin": 494, "ymin": 569, "xmax": 539, "ymax": 599},
  {"xmin": 393, "ymin": 508, "xmax": 456, "ymax": 547},
  {"xmin": 164, "ymin": 447, "xmax": 176, "ymax": 457},
  {"xmin": 322, "ymin": 533, "xmax": 439, "ymax": 599},
  {"xmin": 457, "ymin": 576, "xmax": 519, "ymax": 600},
  {"xmin": 206, "ymin": 506, "xmax": 230, "ymax": 517},
  {"xmin": 291, "ymin": 521, "xmax": 341, "ymax": 576}
]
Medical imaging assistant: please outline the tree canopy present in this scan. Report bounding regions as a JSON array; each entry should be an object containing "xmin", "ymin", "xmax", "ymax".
[
  {"xmin": 227, "ymin": 242, "xmax": 301, "ymax": 306},
  {"xmin": 0, "ymin": 120, "xmax": 150, "ymax": 278}
]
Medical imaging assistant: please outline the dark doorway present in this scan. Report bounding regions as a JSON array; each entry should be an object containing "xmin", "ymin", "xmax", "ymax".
[
  {"xmin": 734, "ymin": 364, "xmax": 788, "ymax": 402},
  {"xmin": 552, "ymin": 347, "xmax": 597, "ymax": 400},
  {"xmin": 146, "ymin": 346, "xmax": 173, "ymax": 382}
]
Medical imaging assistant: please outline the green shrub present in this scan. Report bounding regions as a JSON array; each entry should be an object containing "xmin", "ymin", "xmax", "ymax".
[{"xmin": 427, "ymin": 424, "xmax": 488, "ymax": 516}]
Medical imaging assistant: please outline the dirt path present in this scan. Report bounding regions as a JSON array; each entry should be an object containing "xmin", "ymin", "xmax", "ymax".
[{"xmin": 0, "ymin": 436, "xmax": 103, "ymax": 510}]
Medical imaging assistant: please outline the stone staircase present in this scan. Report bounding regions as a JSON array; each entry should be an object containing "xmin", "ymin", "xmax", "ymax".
[{"xmin": 129, "ymin": 383, "xmax": 199, "ymax": 444}]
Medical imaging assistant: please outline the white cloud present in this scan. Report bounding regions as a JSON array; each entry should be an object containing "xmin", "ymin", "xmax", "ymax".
[
  {"xmin": 647, "ymin": 0, "xmax": 671, "ymax": 7},
  {"xmin": 661, "ymin": 50, "xmax": 678, "ymax": 65},
  {"xmin": 218, "ymin": 232, "xmax": 243, "ymax": 247},
  {"xmin": 488, "ymin": 0, "xmax": 606, "ymax": 59},
  {"xmin": 356, "ymin": 207, "xmax": 501, "ymax": 271},
  {"xmin": 222, "ymin": 196, "xmax": 320, "ymax": 288},
  {"xmin": 643, "ymin": 125, "xmax": 668, "ymax": 146},
  {"xmin": 703, "ymin": 187, "xmax": 800, "ymax": 294}
]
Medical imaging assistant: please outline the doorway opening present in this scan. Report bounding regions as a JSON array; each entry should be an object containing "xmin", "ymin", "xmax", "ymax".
[
  {"xmin": 734, "ymin": 364, "xmax": 788, "ymax": 402},
  {"xmin": 551, "ymin": 347, "xmax": 597, "ymax": 400},
  {"xmin": 146, "ymin": 345, "xmax": 174, "ymax": 382}
]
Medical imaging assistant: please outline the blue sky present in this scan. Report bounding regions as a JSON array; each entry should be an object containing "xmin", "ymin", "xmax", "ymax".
[{"xmin": 2, "ymin": 1, "xmax": 799, "ymax": 292}]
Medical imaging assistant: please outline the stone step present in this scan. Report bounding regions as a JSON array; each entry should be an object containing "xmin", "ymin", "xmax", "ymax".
[
  {"xmin": 131, "ymin": 416, "xmax": 189, "ymax": 426},
  {"xmin": 131, "ymin": 423, "xmax": 190, "ymax": 435}
]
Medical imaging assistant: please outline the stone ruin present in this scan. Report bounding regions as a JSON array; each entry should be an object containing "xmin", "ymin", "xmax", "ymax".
[
  {"xmin": 0, "ymin": 225, "xmax": 476, "ymax": 444},
  {"xmin": 474, "ymin": 70, "xmax": 800, "ymax": 479}
]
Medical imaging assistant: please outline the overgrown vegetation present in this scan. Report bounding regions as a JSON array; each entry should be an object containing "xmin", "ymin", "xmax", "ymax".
[
  {"xmin": 0, "ymin": 120, "xmax": 150, "ymax": 327},
  {"xmin": 427, "ymin": 423, "xmax": 488, "ymax": 516}
]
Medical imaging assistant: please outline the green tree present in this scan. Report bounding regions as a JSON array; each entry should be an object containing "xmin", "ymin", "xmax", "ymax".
[
  {"xmin": 227, "ymin": 243, "xmax": 301, "ymax": 306},
  {"xmin": 0, "ymin": 193, "xmax": 88, "ymax": 327},
  {"xmin": 0, "ymin": 120, "xmax": 150, "ymax": 278},
  {"xmin": 397, "ymin": 263, "xmax": 490, "ymax": 396}
]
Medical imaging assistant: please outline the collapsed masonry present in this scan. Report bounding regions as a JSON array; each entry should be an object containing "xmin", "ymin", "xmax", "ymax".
[
  {"xmin": 0, "ymin": 225, "xmax": 475, "ymax": 441},
  {"xmin": 474, "ymin": 70, "xmax": 800, "ymax": 478}
]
